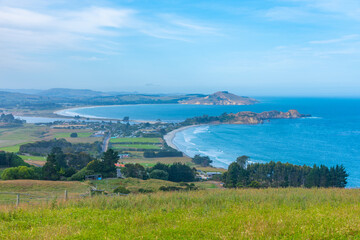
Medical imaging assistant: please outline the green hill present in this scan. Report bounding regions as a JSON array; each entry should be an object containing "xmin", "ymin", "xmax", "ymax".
[{"xmin": 1, "ymin": 188, "xmax": 360, "ymax": 239}]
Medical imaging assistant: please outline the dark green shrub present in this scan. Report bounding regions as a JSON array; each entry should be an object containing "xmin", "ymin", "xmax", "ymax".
[
  {"xmin": 113, "ymin": 186, "xmax": 130, "ymax": 194},
  {"xmin": 70, "ymin": 133, "xmax": 78, "ymax": 138},
  {"xmin": 149, "ymin": 169, "xmax": 168, "ymax": 180}
]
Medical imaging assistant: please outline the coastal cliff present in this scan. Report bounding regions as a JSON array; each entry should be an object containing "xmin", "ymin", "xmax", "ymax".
[
  {"xmin": 182, "ymin": 110, "xmax": 310, "ymax": 125},
  {"xmin": 179, "ymin": 91, "xmax": 259, "ymax": 105}
]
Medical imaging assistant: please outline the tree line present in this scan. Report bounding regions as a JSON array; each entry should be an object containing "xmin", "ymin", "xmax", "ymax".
[
  {"xmin": 223, "ymin": 156, "xmax": 348, "ymax": 188},
  {"xmin": 1, "ymin": 148, "xmax": 196, "ymax": 183}
]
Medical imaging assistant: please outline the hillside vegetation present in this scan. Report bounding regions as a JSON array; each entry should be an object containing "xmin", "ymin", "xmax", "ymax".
[{"xmin": 0, "ymin": 188, "xmax": 360, "ymax": 239}]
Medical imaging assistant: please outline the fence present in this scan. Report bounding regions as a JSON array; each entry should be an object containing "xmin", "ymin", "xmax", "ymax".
[{"xmin": 0, "ymin": 189, "xmax": 127, "ymax": 206}]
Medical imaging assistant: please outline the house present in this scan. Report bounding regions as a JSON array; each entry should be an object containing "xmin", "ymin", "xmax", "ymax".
[
  {"xmin": 118, "ymin": 154, "xmax": 130, "ymax": 159},
  {"xmin": 115, "ymin": 163, "xmax": 125, "ymax": 168},
  {"xmin": 206, "ymin": 172, "xmax": 222, "ymax": 178},
  {"xmin": 116, "ymin": 169, "xmax": 123, "ymax": 178}
]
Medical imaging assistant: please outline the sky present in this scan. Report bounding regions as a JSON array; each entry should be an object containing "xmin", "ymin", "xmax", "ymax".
[{"xmin": 0, "ymin": 0, "xmax": 360, "ymax": 96}]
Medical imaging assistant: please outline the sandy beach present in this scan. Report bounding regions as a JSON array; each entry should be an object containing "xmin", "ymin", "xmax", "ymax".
[{"xmin": 163, "ymin": 125, "xmax": 198, "ymax": 152}]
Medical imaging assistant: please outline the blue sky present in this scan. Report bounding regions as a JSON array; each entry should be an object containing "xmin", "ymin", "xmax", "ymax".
[{"xmin": 0, "ymin": 0, "xmax": 360, "ymax": 96}]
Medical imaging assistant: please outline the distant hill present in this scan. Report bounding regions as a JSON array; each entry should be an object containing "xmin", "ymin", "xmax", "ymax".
[
  {"xmin": 179, "ymin": 91, "xmax": 258, "ymax": 105},
  {"xmin": 38, "ymin": 88, "xmax": 110, "ymax": 99},
  {"xmin": 0, "ymin": 91, "xmax": 60, "ymax": 109},
  {"xmin": 0, "ymin": 89, "xmax": 43, "ymax": 95}
]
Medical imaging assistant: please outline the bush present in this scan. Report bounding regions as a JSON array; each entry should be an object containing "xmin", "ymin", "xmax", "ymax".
[
  {"xmin": 113, "ymin": 186, "xmax": 130, "ymax": 194},
  {"xmin": 1, "ymin": 166, "xmax": 38, "ymax": 180},
  {"xmin": 248, "ymin": 181, "xmax": 261, "ymax": 189},
  {"xmin": 159, "ymin": 186, "xmax": 182, "ymax": 191},
  {"xmin": 149, "ymin": 170, "xmax": 169, "ymax": 180},
  {"xmin": 70, "ymin": 133, "xmax": 78, "ymax": 138},
  {"xmin": 138, "ymin": 188, "xmax": 153, "ymax": 193}
]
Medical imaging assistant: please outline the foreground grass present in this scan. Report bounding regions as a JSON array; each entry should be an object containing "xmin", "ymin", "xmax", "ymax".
[
  {"xmin": 90, "ymin": 178, "xmax": 219, "ymax": 193},
  {"xmin": 1, "ymin": 188, "xmax": 360, "ymax": 239}
]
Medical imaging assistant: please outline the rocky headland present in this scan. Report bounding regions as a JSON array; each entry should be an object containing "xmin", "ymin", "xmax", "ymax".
[{"xmin": 181, "ymin": 110, "xmax": 310, "ymax": 125}]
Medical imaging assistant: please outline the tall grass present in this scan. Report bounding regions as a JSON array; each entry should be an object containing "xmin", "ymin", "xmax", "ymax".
[{"xmin": 1, "ymin": 188, "xmax": 360, "ymax": 239}]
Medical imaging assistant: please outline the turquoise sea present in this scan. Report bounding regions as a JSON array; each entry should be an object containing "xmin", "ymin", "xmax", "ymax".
[{"xmin": 64, "ymin": 98, "xmax": 360, "ymax": 187}]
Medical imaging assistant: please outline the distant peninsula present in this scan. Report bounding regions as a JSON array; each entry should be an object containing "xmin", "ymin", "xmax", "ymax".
[
  {"xmin": 0, "ymin": 89, "xmax": 260, "ymax": 118},
  {"xmin": 179, "ymin": 91, "xmax": 258, "ymax": 105}
]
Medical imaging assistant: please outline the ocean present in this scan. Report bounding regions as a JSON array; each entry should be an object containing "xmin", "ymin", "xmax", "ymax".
[{"xmin": 63, "ymin": 97, "xmax": 360, "ymax": 187}]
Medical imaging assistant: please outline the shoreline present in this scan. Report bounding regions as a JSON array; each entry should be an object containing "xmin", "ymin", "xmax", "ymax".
[{"xmin": 163, "ymin": 125, "xmax": 202, "ymax": 155}]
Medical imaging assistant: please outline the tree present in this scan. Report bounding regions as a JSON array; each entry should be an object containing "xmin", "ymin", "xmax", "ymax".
[
  {"xmin": 225, "ymin": 162, "xmax": 242, "ymax": 188},
  {"xmin": 101, "ymin": 149, "xmax": 119, "ymax": 177},
  {"xmin": 192, "ymin": 155, "xmax": 213, "ymax": 167},
  {"xmin": 86, "ymin": 160, "xmax": 104, "ymax": 174},
  {"xmin": 0, "ymin": 152, "xmax": 28, "ymax": 167},
  {"xmin": 122, "ymin": 163, "xmax": 147, "ymax": 179},
  {"xmin": 151, "ymin": 163, "xmax": 169, "ymax": 173},
  {"xmin": 150, "ymin": 170, "xmax": 169, "ymax": 180},
  {"xmin": 236, "ymin": 155, "xmax": 249, "ymax": 169},
  {"xmin": 168, "ymin": 163, "xmax": 195, "ymax": 182},
  {"xmin": 66, "ymin": 152, "xmax": 92, "ymax": 170},
  {"xmin": 334, "ymin": 165, "xmax": 348, "ymax": 188},
  {"xmin": 42, "ymin": 147, "xmax": 67, "ymax": 180}
]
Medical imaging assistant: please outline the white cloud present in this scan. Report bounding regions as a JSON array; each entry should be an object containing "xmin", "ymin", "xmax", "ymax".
[
  {"xmin": 0, "ymin": 2, "xmax": 218, "ymax": 69},
  {"xmin": 309, "ymin": 34, "xmax": 359, "ymax": 44},
  {"xmin": 309, "ymin": 0, "xmax": 360, "ymax": 20},
  {"xmin": 264, "ymin": 6, "xmax": 316, "ymax": 21},
  {"xmin": 266, "ymin": 0, "xmax": 360, "ymax": 22}
]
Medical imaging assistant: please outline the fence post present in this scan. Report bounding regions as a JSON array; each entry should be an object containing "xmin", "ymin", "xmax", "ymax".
[
  {"xmin": 64, "ymin": 190, "xmax": 68, "ymax": 201},
  {"xmin": 16, "ymin": 194, "xmax": 20, "ymax": 207}
]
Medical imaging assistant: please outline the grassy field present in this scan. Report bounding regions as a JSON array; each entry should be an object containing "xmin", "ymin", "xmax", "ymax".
[
  {"xmin": 49, "ymin": 129, "xmax": 101, "ymax": 144},
  {"xmin": 0, "ymin": 143, "xmax": 23, "ymax": 153},
  {"xmin": 53, "ymin": 132, "xmax": 92, "ymax": 139},
  {"xmin": 112, "ymin": 144, "xmax": 161, "ymax": 150},
  {"xmin": 110, "ymin": 137, "xmax": 161, "ymax": 144},
  {"xmin": 122, "ymin": 152, "xmax": 227, "ymax": 172},
  {"xmin": 1, "ymin": 188, "xmax": 360, "ymax": 239},
  {"xmin": 19, "ymin": 155, "xmax": 47, "ymax": 161},
  {"xmin": 0, "ymin": 124, "xmax": 49, "ymax": 152}
]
